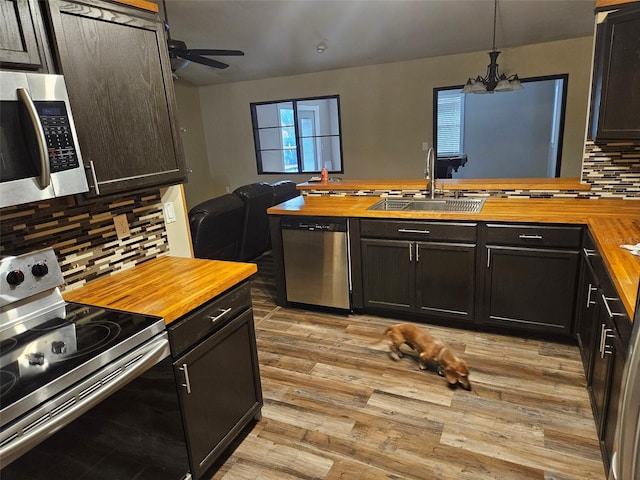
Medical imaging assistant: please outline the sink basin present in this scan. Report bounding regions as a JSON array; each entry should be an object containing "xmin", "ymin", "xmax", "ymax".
[{"xmin": 368, "ymin": 197, "xmax": 486, "ymax": 213}]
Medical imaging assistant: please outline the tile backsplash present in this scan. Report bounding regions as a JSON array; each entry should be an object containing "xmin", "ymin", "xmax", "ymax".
[
  {"xmin": 582, "ymin": 141, "xmax": 640, "ymax": 198},
  {"xmin": 0, "ymin": 190, "xmax": 168, "ymax": 291}
]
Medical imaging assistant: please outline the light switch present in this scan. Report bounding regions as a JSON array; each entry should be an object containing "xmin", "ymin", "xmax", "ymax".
[{"xmin": 164, "ymin": 202, "xmax": 176, "ymax": 224}]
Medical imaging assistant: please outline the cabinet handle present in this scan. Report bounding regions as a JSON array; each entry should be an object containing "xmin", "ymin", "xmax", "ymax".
[
  {"xmin": 416, "ymin": 243, "xmax": 420, "ymax": 262},
  {"xmin": 86, "ymin": 161, "xmax": 101, "ymax": 195},
  {"xmin": 179, "ymin": 363, "xmax": 192, "ymax": 394},
  {"xmin": 207, "ymin": 307, "xmax": 231, "ymax": 323},
  {"xmin": 601, "ymin": 328, "xmax": 614, "ymax": 358},
  {"xmin": 398, "ymin": 229, "xmax": 430, "ymax": 234},
  {"xmin": 586, "ymin": 284, "xmax": 597, "ymax": 308},
  {"xmin": 487, "ymin": 247, "xmax": 491, "ymax": 268},
  {"xmin": 599, "ymin": 323, "xmax": 606, "ymax": 356},
  {"xmin": 518, "ymin": 234, "xmax": 543, "ymax": 240},
  {"xmin": 583, "ymin": 248, "xmax": 596, "ymax": 258},
  {"xmin": 408, "ymin": 243, "xmax": 412, "ymax": 262},
  {"xmin": 601, "ymin": 294, "xmax": 624, "ymax": 318}
]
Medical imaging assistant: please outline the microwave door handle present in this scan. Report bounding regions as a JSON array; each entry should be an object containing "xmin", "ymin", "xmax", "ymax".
[{"xmin": 17, "ymin": 88, "xmax": 50, "ymax": 189}]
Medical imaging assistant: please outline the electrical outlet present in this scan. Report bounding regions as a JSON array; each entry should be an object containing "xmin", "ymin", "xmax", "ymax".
[{"xmin": 113, "ymin": 214, "xmax": 130, "ymax": 240}]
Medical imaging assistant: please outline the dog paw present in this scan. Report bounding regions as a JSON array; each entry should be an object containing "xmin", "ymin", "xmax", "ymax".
[{"xmin": 389, "ymin": 352, "xmax": 401, "ymax": 361}]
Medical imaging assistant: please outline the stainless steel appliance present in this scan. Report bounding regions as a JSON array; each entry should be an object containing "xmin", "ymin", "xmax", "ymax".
[
  {"xmin": 0, "ymin": 71, "xmax": 88, "ymax": 208},
  {"xmin": 281, "ymin": 216, "xmax": 351, "ymax": 309},
  {"xmin": 609, "ymin": 281, "xmax": 640, "ymax": 480},
  {"xmin": 0, "ymin": 248, "xmax": 190, "ymax": 479}
]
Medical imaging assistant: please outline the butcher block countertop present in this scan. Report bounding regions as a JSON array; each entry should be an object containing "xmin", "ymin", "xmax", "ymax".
[
  {"xmin": 63, "ymin": 256, "xmax": 257, "ymax": 324},
  {"xmin": 268, "ymin": 196, "xmax": 640, "ymax": 317},
  {"xmin": 297, "ymin": 177, "xmax": 592, "ymax": 192}
]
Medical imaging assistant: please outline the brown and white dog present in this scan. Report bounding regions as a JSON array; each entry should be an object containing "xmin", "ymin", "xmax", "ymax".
[{"xmin": 383, "ymin": 323, "xmax": 471, "ymax": 390}]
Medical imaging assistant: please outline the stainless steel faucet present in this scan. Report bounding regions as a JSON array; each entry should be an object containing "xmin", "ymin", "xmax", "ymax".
[{"xmin": 426, "ymin": 147, "xmax": 436, "ymax": 199}]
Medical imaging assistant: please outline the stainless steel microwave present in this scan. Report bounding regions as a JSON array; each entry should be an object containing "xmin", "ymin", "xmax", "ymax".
[{"xmin": 0, "ymin": 71, "xmax": 88, "ymax": 208}]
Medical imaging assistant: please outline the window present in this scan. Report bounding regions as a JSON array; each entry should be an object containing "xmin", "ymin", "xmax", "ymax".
[
  {"xmin": 251, "ymin": 95, "xmax": 343, "ymax": 174},
  {"xmin": 433, "ymin": 74, "xmax": 568, "ymax": 178},
  {"xmin": 436, "ymin": 91, "xmax": 465, "ymax": 155}
]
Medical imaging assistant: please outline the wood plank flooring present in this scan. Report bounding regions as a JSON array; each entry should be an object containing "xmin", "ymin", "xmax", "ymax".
[{"xmin": 211, "ymin": 253, "xmax": 605, "ymax": 480}]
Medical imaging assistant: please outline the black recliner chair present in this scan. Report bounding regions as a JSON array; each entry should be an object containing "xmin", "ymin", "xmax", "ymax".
[
  {"xmin": 188, "ymin": 194, "xmax": 245, "ymax": 261},
  {"xmin": 272, "ymin": 180, "xmax": 300, "ymax": 205},
  {"xmin": 233, "ymin": 182, "xmax": 275, "ymax": 262}
]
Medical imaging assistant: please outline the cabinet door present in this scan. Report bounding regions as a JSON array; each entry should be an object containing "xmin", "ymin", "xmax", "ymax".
[
  {"xmin": 0, "ymin": 0, "xmax": 46, "ymax": 70},
  {"xmin": 174, "ymin": 309, "xmax": 262, "ymax": 480},
  {"xmin": 601, "ymin": 324, "xmax": 625, "ymax": 472},
  {"xmin": 590, "ymin": 6, "xmax": 640, "ymax": 141},
  {"xmin": 589, "ymin": 308, "xmax": 615, "ymax": 438},
  {"xmin": 575, "ymin": 254, "xmax": 600, "ymax": 381},
  {"xmin": 415, "ymin": 241, "xmax": 476, "ymax": 321},
  {"xmin": 484, "ymin": 246, "xmax": 579, "ymax": 334},
  {"xmin": 45, "ymin": 0, "xmax": 186, "ymax": 195},
  {"xmin": 361, "ymin": 239, "xmax": 413, "ymax": 312}
]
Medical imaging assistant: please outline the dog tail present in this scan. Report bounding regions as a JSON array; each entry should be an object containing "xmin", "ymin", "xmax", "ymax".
[{"xmin": 368, "ymin": 327, "xmax": 393, "ymax": 346}]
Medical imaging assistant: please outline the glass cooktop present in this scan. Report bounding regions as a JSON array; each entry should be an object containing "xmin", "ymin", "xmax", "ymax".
[{"xmin": 0, "ymin": 302, "xmax": 162, "ymax": 424}]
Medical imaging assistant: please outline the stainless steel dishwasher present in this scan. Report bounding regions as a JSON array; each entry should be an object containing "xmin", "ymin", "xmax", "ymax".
[{"xmin": 281, "ymin": 217, "xmax": 351, "ymax": 309}]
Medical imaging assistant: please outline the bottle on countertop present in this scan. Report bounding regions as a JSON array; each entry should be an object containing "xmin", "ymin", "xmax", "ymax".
[{"xmin": 321, "ymin": 168, "xmax": 328, "ymax": 181}]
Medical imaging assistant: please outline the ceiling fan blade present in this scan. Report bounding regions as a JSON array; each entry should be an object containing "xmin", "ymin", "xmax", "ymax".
[
  {"xmin": 180, "ymin": 52, "xmax": 230, "ymax": 69},
  {"xmin": 185, "ymin": 49, "xmax": 245, "ymax": 57}
]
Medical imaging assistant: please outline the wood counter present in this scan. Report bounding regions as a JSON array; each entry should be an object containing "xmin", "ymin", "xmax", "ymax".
[
  {"xmin": 268, "ymin": 196, "xmax": 640, "ymax": 317},
  {"xmin": 63, "ymin": 256, "xmax": 257, "ymax": 324},
  {"xmin": 297, "ymin": 177, "xmax": 592, "ymax": 192}
]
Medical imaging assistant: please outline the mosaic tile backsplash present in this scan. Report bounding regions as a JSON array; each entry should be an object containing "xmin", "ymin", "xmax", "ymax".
[{"xmin": 0, "ymin": 190, "xmax": 168, "ymax": 292}]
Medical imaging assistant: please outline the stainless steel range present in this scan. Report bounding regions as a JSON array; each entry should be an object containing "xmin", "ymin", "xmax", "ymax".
[{"xmin": 0, "ymin": 248, "xmax": 190, "ymax": 479}]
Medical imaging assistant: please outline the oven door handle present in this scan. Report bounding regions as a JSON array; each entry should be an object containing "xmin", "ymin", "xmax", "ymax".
[
  {"xmin": 0, "ymin": 334, "xmax": 170, "ymax": 466},
  {"xmin": 17, "ymin": 87, "xmax": 50, "ymax": 189}
]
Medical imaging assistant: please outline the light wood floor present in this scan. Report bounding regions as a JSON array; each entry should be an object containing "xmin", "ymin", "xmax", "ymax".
[{"xmin": 211, "ymin": 253, "xmax": 605, "ymax": 480}]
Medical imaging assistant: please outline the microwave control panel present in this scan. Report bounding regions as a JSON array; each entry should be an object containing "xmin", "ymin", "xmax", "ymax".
[{"xmin": 35, "ymin": 101, "xmax": 80, "ymax": 172}]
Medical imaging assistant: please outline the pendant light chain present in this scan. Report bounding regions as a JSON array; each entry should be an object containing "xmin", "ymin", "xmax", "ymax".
[{"xmin": 492, "ymin": 0, "xmax": 497, "ymax": 51}]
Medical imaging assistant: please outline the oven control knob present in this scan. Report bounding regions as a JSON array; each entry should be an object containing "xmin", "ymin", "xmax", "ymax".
[
  {"xmin": 31, "ymin": 262, "xmax": 49, "ymax": 277},
  {"xmin": 6, "ymin": 270, "xmax": 25, "ymax": 285},
  {"xmin": 28, "ymin": 352, "xmax": 45, "ymax": 366}
]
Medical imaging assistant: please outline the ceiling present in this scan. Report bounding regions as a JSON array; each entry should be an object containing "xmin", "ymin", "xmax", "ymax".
[{"xmin": 162, "ymin": 0, "xmax": 597, "ymax": 87}]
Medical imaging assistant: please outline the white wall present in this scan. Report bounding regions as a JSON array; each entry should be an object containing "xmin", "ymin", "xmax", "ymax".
[
  {"xmin": 172, "ymin": 82, "xmax": 213, "ymax": 208},
  {"xmin": 175, "ymin": 36, "xmax": 594, "ymax": 204}
]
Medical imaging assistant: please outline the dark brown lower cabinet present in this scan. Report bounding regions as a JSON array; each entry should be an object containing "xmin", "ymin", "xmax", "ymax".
[
  {"xmin": 483, "ymin": 246, "xmax": 579, "ymax": 334},
  {"xmin": 575, "ymin": 243, "xmax": 600, "ymax": 380},
  {"xmin": 588, "ymin": 291, "xmax": 628, "ymax": 475},
  {"xmin": 168, "ymin": 282, "xmax": 262, "ymax": 480},
  {"xmin": 360, "ymin": 238, "xmax": 476, "ymax": 322}
]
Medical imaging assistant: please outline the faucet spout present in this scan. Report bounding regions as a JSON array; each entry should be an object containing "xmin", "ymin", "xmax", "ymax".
[{"xmin": 427, "ymin": 147, "xmax": 436, "ymax": 199}]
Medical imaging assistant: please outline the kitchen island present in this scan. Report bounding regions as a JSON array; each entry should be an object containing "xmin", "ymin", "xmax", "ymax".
[{"xmin": 268, "ymin": 195, "xmax": 640, "ymax": 316}]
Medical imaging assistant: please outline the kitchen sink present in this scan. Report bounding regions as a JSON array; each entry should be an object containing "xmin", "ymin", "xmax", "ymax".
[{"xmin": 368, "ymin": 197, "xmax": 486, "ymax": 213}]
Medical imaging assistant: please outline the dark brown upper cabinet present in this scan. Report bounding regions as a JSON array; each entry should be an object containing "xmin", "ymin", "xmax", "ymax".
[
  {"xmin": 0, "ymin": 0, "xmax": 50, "ymax": 71},
  {"xmin": 589, "ymin": 5, "xmax": 640, "ymax": 143},
  {"xmin": 44, "ymin": 0, "xmax": 186, "ymax": 196}
]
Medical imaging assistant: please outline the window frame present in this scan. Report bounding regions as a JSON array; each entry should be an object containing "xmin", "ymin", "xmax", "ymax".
[{"xmin": 250, "ymin": 94, "xmax": 344, "ymax": 175}]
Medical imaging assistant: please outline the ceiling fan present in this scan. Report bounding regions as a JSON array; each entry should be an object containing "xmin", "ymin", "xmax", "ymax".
[{"xmin": 161, "ymin": 0, "xmax": 244, "ymax": 72}]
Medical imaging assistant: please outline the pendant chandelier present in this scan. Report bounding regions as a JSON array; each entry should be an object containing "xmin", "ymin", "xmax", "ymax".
[{"xmin": 461, "ymin": 0, "xmax": 523, "ymax": 94}]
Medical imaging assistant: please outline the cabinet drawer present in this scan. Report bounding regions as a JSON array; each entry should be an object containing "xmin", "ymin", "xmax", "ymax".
[
  {"xmin": 485, "ymin": 223, "xmax": 582, "ymax": 248},
  {"xmin": 167, "ymin": 280, "xmax": 251, "ymax": 357},
  {"xmin": 361, "ymin": 219, "xmax": 477, "ymax": 242}
]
